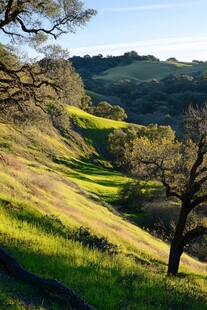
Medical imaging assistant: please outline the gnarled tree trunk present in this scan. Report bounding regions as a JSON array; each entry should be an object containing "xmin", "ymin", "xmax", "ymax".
[{"xmin": 0, "ymin": 246, "xmax": 96, "ymax": 310}]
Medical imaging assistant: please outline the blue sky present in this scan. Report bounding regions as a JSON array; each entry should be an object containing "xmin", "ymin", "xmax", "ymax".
[{"xmin": 58, "ymin": 0, "xmax": 207, "ymax": 61}]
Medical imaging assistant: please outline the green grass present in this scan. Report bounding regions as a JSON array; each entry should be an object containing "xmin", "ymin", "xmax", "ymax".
[
  {"xmin": 0, "ymin": 114, "xmax": 206, "ymax": 309},
  {"xmin": 68, "ymin": 105, "xmax": 128, "ymax": 131},
  {"xmin": 94, "ymin": 60, "xmax": 207, "ymax": 85},
  {"xmin": 68, "ymin": 105, "xmax": 130, "ymax": 152},
  {"xmin": 86, "ymin": 90, "xmax": 109, "ymax": 104},
  {"xmin": 86, "ymin": 90, "xmax": 122, "ymax": 106}
]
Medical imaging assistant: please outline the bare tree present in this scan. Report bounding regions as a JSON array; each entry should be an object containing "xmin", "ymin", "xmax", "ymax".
[{"xmin": 130, "ymin": 105, "xmax": 207, "ymax": 275}]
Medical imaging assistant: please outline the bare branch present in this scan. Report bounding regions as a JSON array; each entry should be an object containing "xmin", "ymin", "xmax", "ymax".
[
  {"xmin": 195, "ymin": 166, "xmax": 207, "ymax": 178},
  {"xmin": 189, "ymin": 195, "xmax": 207, "ymax": 210},
  {"xmin": 182, "ymin": 226, "xmax": 207, "ymax": 247}
]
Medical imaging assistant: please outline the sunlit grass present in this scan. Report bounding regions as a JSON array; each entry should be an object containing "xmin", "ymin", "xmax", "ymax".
[
  {"xmin": 94, "ymin": 60, "xmax": 207, "ymax": 85},
  {"xmin": 67, "ymin": 105, "xmax": 131, "ymax": 152},
  {"xmin": 68, "ymin": 105, "xmax": 128, "ymax": 129},
  {"xmin": 0, "ymin": 116, "xmax": 206, "ymax": 308}
]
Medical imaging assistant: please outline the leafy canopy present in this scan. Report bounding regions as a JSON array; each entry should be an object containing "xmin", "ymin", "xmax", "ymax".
[
  {"xmin": 0, "ymin": 1, "xmax": 96, "ymax": 120},
  {"xmin": 0, "ymin": 0, "xmax": 96, "ymax": 46}
]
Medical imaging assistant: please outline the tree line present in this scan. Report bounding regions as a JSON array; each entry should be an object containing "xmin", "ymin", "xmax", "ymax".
[{"xmin": 70, "ymin": 51, "xmax": 160, "ymax": 79}]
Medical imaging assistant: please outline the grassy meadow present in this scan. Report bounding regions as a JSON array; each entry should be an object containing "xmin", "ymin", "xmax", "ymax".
[
  {"xmin": 94, "ymin": 60, "xmax": 207, "ymax": 85},
  {"xmin": 0, "ymin": 109, "xmax": 206, "ymax": 309}
]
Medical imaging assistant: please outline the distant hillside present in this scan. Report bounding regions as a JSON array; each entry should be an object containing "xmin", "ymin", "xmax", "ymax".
[
  {"xmin": 70, "ymin": 52, "xmax": 207, "ymax": 85},
  {"xmin": 70, "ymin": 53, "xmax": 207, "ymax": 128},
  {"xmin": 70, "ymin": 51, "xmax": 160, "ymax": 79},
  {"xmin": 93, "ymin": 60, "xmax": 207, "ymax": 85}
]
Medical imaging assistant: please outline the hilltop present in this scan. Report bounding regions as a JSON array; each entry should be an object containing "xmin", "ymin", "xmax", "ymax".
[
  {"xmin": 0, "ymin": 106, "xmax": 206, "ymax": 309},
  {"xmin": 70, "ymin": 53, "xmax": 207, "ymax": 85}
]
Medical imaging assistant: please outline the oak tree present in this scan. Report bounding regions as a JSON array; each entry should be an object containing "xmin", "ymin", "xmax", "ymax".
[
  {"xmin": 92, "ymin": 101, "xmax": 127, "ymax": 121},
  {"xmin": 129, "ymin": 105, "xmax": 207, "ymax": 275},
  {"xmin": 0, "ymin": 0, "xmax": 96, "ymax": 112}
]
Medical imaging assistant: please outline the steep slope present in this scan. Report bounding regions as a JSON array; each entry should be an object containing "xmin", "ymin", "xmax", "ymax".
[{"xmin": 0, "ymin": 110, "xmax": 206, "ymax": 309}]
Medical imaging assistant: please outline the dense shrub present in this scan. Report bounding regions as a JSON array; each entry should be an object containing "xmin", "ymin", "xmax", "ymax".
[{"xmin": 73, "ymin": 226, "xmax": 119, "ymax": 255}]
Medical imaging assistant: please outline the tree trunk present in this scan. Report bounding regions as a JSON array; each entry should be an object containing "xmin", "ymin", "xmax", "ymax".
[
  {"xmin": 0, "ymin": 246, "xmax": 96, "ymax": 310},
  {"xmin": 167, "ymin": 207, "xmax": 189, "ymax": 275}
]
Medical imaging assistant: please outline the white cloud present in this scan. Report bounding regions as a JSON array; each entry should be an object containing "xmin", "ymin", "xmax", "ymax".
[
  {"xmin": 70, "ymin": 36, "xmax": 207, "ymax": 61},
  {"xmin": 102, "ymin": 2, "xmax": 195, "ymax": 13}
]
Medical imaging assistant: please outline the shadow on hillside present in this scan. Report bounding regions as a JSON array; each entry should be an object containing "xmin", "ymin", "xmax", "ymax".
[
  {"xmin": 81, "ymin": 127, "xmax": 116, "ymax": 158},
  {"xmin": 53, "ymin": 157, "xmax": 126, "ymax": 188}
]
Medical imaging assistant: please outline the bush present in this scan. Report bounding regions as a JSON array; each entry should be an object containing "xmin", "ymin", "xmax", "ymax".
[
  {"xmin": 73, "ymin": 226, "xmax": 119, "ymax": 255},
  {"xmin": 119, "ymin": 181, "xmax": 149, "ymax": 211},
  {"xmin": 92, "ymin": 101, "xmax": 127, "ymax": 121},
  {"xmin": 140, "ymin": 201, "xmax": 179, "ymax": 241}
]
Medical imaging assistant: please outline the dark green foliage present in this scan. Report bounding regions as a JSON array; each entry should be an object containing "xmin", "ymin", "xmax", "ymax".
[
  {"xmin": 73, "ymin": 226, "xmax": 119, "ymax": 255},
  {"xmin": 118, "ymin": 181, "xmax": 161, "ymax": 212},
  {"xmin": 140, "ymin": 201, "xmax": 179, "ymax": 241},
  {"xmin": 107, "ymin": 73, "xmax": 207, "ymax": 123},
  {"xmin": 92, "ymin": 101, "xmax": 127, "ymax": 121},
  {"xmin": 119, "ymin": 181, "xmax": 146, "ymax": 210},
  {"xmin": 166, "ymin": 57, "xmax": 178, "ymax": 62}
]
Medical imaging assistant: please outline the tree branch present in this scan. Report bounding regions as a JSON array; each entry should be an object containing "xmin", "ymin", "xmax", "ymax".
[
  {"xmin": 182, "ymin": 226, "xmax": 207, "ymax": 247},
  {"xmin": 195, "ymin": 166, "xmax": 207, "ymax": 178},
  {"xmin": 193, "ymin": 175, "xmax": 207, "ymax": 195},
  {"xmin": 161, "ymin": 172, "xmax": 182, "ymax": 200},
  {"xmin": 189, "ymin": 195, "xmax": 207, "ymax": 210}
]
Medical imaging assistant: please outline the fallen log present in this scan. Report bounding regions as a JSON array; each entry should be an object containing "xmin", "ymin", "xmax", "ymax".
[{"xmin": 0, "ymin": 246, "xmax": 96, "ymax": 310}]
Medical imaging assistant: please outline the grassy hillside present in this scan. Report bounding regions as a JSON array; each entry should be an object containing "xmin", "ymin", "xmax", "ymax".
[
  {"xmin": 94, "ymin": 60, "xmax": 207, "ymax": 85},
  {"xmin": 68, "ymin": 105, "xmax": 130, "ymax": 157},
  {"xmin": 86, "ymin": 90, "xmax": 122, "ymax": 106},
  {"xmin": 0, "ymin": 111, "xmax": 206, "ymax": 309}
]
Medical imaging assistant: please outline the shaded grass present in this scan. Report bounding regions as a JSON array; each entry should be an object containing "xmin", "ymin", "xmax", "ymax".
[
  {"xmin": 86, "ymin": 90, "xmax": 122, "ymax": 106},
  {"xmin": 52, "ymin": 157, "xmax": 129, "ymax": 202}
]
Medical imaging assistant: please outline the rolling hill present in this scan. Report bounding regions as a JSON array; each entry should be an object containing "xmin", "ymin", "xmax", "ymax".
[
  {"xmin": 94, "ymin": 60, "xmax": 207, "ymax": 85},
  {"xmin": 0, "ymin": 108, "xmax": 206, "ymax": 309}
]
